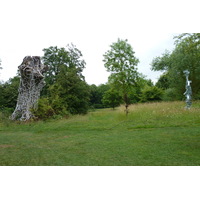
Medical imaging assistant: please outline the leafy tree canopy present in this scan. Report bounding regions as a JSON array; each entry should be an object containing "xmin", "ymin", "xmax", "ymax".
[
  {"xmin": 41, "ymin": 44, "xmax": 89, "ymax": 115},
  {"xmin": 42, "ymin": 44, "xmax": 86, "ymax": 86},
  {"xmin": 155, "ymin": 72, "xmax": 170, "ymax": 90},
  {"xmin": 0, "ymin": 76, "xmax": 20, "ymax": 110},
  {"xmin": 151, "ymin": 33, "xmax": 200, "ymax": 99},
  {"xmin": 103, "ymin": 39, "xmax": 140, "ymax": 114}
]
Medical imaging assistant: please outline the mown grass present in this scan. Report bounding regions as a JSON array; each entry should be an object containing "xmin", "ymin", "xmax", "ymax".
[{"xmin": 0, "ymin": 101, "xmax": 200, "ymax": 166}]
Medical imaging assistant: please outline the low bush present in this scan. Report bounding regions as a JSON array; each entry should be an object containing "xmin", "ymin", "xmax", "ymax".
[
  {"xmin": 140, "ymin": 86, "xmax": 163, "ymax": 102},
  {"xmin": 32, "ymin": 98, "xmax": 55, "ymax": 120}
]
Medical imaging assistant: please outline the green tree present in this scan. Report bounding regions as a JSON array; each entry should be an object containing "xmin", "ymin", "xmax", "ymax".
[
  {"xmin": 151, "ymin": 33, "xmax": 200, "ymax": 100},
  {"xmin": 56, "ymin": 66, "xmax": 90, "ymax": 114},
  {"xmin": 0, "ymin": 76, "xmax": 20, "ymax": 111},
  {"xmin": 155, "ymin": 72, "xmax": 170, "ymax": 90},
  {"xmin": 89, "ymin": 84, "xmax": 99, "ymax": 107},
  {"xmin": 42, "ymin": 44, "xmax": 85, "ymax": 92},
  {"xmin": 102, "ymin": 88, "xmax": 122, "ymax": 109},
  {"xmin": 42, "ymin": 44, "xmax": 89, "ymax": 116},
  {"xmin": 103, "ymin": 39, "xmax": 140, "ymax": 115},
  {"xmin": 89, "ymin": 84, "xmax": 110, "ymax": 108}
]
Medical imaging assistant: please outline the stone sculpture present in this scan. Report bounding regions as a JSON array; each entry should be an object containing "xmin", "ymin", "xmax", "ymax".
[
  {"xmin": 11, "ymin": 56, "xmax": 47, "ymax": 121},
  {"xmin": 183, "ymin": 70, "xmax": 192, "ymax": 109}
]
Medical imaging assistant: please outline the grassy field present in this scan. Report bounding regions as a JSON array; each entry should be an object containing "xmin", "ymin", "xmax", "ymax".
[{"xmin": 0, "ymin": 101, "xmax": 200, "ymax": 166}]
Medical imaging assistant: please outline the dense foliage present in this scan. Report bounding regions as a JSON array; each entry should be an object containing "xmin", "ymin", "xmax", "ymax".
[
  {"xmin": 0, "ymin": 76, "xmax": 20, "ymax": 111},
  {"xmin": 152, "ymin": 33, "xmax": 200, "ymax": 100},
  {"xmin": 102, "ymin": 88, "xmax": 122, "ymax": 109},
  {"xmin": 140, "ymin": 86, "xmax": 163, "ymax": 102},
  {"xmin": 40, "ymin": 44, "xmax": 90, "ymax": 117},
  {"xmin": 89, "ymin": 84, "xmax": 110, "ymax": 108}
]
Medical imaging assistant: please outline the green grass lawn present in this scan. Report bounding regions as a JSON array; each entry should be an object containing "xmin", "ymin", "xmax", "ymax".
[{"xmin": 0, "ymin": 101, "xmax": 200, "ymax": 166}]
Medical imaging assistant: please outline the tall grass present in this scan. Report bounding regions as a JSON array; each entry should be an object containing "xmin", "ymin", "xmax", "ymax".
[{"xmin": 125, "ymin": 101, "xmax": 200, "ymax": 128}]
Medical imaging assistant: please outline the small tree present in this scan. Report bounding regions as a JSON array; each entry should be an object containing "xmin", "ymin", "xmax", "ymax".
[
  {"xmin": 103, "ymin": 39, "xmax": 139, "ymax": 115},
  {"xmin": 102, "ymin": 88, "xmax": 122, "ymax": 109}
]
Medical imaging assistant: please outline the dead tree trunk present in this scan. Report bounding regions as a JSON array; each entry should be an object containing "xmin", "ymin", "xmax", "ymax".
[{"xmin": 11, "ymin": 56, "xmax": 47, "ymax": 121}]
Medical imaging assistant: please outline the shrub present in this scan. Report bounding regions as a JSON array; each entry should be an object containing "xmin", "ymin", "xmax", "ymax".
[
  {"xmin": 140, "ymin": 86, "xmax": 163, "ymax": 102},
  {"xmin": 32, "ymin": 96, "xmax": 70, "ymax": 120},
  {"xmin": 32, "ymin": 98, "xmax": 55, "ymax": 120},
  {"xmin": 102, "ymin": 89, "xmax": 122, "ymax": 109},
  {"xmin": 162, "ymin": 88, "xmax": 181, "ymax": 101}
]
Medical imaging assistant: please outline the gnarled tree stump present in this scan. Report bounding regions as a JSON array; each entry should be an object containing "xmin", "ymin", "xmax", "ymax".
[{"xmin": 11, "ymin": 56, "xmax": 47, "ymax": 121}]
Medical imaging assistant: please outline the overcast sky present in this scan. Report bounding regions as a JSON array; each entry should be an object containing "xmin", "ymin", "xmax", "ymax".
[{"xmin": 0, "ymin": 0, "xmax": 199, "ymax": 85}]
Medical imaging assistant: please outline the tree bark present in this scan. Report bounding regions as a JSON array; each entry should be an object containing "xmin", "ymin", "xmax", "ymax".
[{"xmin": 11, "ymin": 56, "xmax": 47, "ymax": 121}]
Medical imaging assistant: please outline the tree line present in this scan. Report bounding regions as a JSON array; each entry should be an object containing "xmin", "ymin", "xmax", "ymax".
[
  {"xmin": 152, "ymin": 33, "xmax": 200, "ymax": 100},
  {"xmin": 0, "ymin": 33, "xmax": 199, "ymax": 119}
]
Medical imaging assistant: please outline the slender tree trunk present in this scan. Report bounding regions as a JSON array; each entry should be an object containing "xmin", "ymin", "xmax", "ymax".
[{"xmin": 124, "ymin": 93, "xmax": 129, "ymax": 116}]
